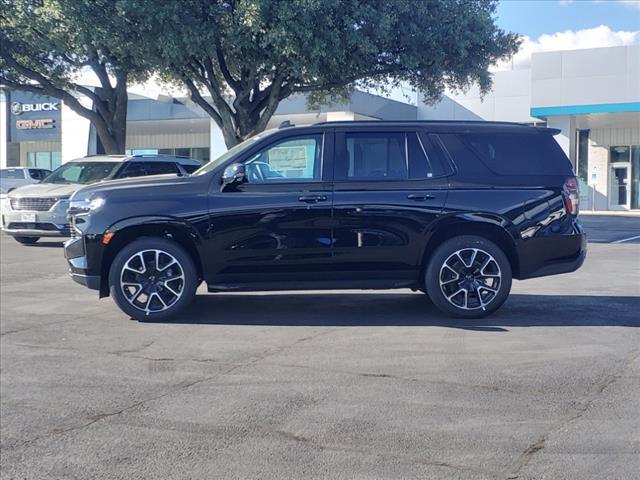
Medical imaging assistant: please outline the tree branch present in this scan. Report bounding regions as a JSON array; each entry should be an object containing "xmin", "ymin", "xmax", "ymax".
[{"xmin": 215, "ymin": 38, "xmax": 240, "ymax": 91}]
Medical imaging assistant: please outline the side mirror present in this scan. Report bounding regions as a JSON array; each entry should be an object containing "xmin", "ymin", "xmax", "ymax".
[{"xmin": 221, "ymin": 163, "xmax": 245, "ymax": 190}]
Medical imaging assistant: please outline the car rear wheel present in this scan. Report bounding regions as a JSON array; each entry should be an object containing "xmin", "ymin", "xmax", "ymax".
[
  {"xmin": 14, "ymin": 236, "xmax": 40, "ymax": 245},
  {"xmin": 109, "ymin": 237, "xmax": 198, "ymax": 321},
  {"xmin": 426, "ymin": 235, "xmax": 512, "ymax": 318}
]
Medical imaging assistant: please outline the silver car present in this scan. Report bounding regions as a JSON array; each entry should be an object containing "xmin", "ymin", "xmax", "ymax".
[
  {"xmin": 2, "ymin": 154, "xmax": 201, "ymax": 244},
  {"xmin": 0, "ymin": 167, "xmax": 52, "ymax": 194}
]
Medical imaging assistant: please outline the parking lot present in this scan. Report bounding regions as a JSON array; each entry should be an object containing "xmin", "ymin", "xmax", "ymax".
[{"xmin": 1, "ymin": 215, "xmax": 638, "ymax": 479}]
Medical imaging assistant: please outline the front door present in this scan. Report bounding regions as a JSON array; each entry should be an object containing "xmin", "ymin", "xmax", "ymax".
[
  {"xmin": 609, "ymin": 163, "xmax": 631, "ymax": 210},
  {"xmin": 330, "ymin": 129, "xmax": 450, "ymax": 286},
  {"xmin": 204, "ymin": 131, "xmax": 334, "ymax": 288}
]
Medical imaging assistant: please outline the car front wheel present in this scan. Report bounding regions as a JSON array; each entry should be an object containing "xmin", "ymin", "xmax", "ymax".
[
  {"xmin": 426, "ymin": 235, "xmax": 512, "ymax": 318},
  {"xmin": 109, "ymin": 237, "xmax": 198, "ymax": 321}
]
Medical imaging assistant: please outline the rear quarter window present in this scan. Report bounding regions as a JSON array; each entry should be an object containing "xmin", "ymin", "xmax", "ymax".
[{"xmin": 460, "ymin": 132, "xmax": 572, "ymax": 176}]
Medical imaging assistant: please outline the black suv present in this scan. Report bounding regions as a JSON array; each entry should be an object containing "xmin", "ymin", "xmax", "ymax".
[{"xmin": 64, "ymin": 121, "xmax": 586, "ymax": 320}]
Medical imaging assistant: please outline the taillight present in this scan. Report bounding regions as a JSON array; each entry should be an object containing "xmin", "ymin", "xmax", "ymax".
[{"xmin": 563, "ymin": 177, "xmax": 580, "ymax": 215}]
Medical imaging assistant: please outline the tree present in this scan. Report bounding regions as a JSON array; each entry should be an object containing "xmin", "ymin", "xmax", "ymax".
[
  {"xmin": 144, "ymin": 0, "xmax": 519, "ymax": 148},
  {"xmin": 0, "ymin": 0, "xmax": 152, "ymax": 154}
]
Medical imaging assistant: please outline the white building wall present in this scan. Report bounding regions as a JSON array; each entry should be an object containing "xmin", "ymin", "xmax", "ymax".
[
  {"xmin": 417, "ymin": 69, "xmax": 536, "ymax": 123},
  {"xmin": 61, "ymin": 97, "xmax": 92, "ymax": 163},
  {"xmin": 210, "ymin": 120, "xmax": 227, "ymax": 160},
  {"xmin": 531, "ymin": 45, "xmax": 640, "ymax": 108},
  {"xmin": 546, "ymin": 115, "xmax": 576, "ymax": 161}
]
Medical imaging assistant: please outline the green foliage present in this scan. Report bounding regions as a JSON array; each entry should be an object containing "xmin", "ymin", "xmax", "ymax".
[
  {"xmin": 138, "ymin": 0, "xmax": 520, "ymax": 146},
  {"xmin": 1, "ymin": 0, "xmax": 520, "ymax": 151},
  {"xmin": 0, "ymin": 0, "xmax": 155, "ymax": 153}
]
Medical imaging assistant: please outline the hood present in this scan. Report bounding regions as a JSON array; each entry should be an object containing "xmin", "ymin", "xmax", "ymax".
[
  {"xmin": 71, "ymin": 174, "xmax": 202, "ymax": 201},
  {"xmin": 7, "ymin": 182, "xmax": 81, "ymax": 199}
]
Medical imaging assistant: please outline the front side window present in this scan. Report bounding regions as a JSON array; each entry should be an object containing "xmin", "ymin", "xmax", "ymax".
[
  {"xmin": 28, "ymin": 169, "xmax": 48, "ymax": 180},
  {"xmin": 118, "ymin": 162, "xmax": 147, "ymax": 179},
  {"xmin": 243, "ymin": 135, "xmax": 322, "ymax": 183},
  {"xmin": 345, "ymin": 132, "xmax": 407, "ymax": 180},
  {"xmin": 144, "ymin": 162, "xmax": 179, "ymax": 176}
]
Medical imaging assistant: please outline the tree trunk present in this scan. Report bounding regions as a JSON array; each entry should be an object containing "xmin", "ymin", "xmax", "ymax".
[{"xmin": 92, "ymin": 75, "xmax": 128, "ymax": 155}]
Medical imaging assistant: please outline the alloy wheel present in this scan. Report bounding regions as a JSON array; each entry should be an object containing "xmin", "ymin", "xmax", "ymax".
[
  {"xmin": 439, "ymin": 248, "xmax": 502, "ymax": 311},
  {"xmin": 120, "ymin": 249, "xmax": 185, "ymax": 315}
]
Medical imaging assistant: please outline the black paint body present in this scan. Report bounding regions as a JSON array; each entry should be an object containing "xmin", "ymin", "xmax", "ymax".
[{"xmin": 64, "ymin": 122, "xmax": 586, "ymax": 296}]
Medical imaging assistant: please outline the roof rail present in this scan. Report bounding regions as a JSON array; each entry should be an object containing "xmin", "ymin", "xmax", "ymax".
[{"xmin": 311, "ymin": 120, "xmax": 530, "ymax": 127}]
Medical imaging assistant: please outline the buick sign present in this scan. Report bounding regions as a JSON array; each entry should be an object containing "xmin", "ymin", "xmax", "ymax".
[{"xmin": 11, "ymin": 101, "xmax": 60, "ymax": 115}]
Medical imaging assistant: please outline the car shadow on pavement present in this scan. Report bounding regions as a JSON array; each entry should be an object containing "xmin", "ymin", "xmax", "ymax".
[{"xmin": 155, "ymin": 293, "xmax": 640, "ymax": 330}]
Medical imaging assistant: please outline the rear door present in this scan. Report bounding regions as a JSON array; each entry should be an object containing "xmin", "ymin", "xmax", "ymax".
[{"xmin": 331, "ymin": 128, "xmax": 450, "ymax": 285}]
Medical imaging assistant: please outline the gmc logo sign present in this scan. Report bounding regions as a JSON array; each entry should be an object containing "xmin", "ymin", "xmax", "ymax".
[
  {"xmin": 16, "ymin": 118, "xmax": 56, "ymax": 129},
  {"xmin": 11, "ymin": 102, "xmax": 60, "ymax": 115}
]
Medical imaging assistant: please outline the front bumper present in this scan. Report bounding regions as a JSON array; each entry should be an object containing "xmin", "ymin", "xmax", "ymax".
[
  {"xmin": 2, "ymin": 204, "xmax": 70, "ymax": 237},
  {"xmin": 65, "ymin": 235, "xmax": 101, "ymax": 291}
]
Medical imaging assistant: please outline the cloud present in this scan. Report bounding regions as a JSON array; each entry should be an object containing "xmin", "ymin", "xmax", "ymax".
[
  {"xmin": 619, "ymin": 0, "xmax": 640, "ymax": 9},
  {"xmin": 558, "ymin": 0, "xmax": 574, "ymax": 5},
  {"xmin": 494, "ymin": 25, "xmax": 639, "ymax": 70}
]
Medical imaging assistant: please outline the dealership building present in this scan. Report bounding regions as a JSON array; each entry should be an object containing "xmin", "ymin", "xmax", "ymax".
[{"xmin": 1, "ymin": 44, "xmax": 639, "ymax": 211}]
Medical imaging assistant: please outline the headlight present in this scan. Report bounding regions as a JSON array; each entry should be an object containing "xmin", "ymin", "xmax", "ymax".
[{"xmin": 68, "ymin": 196, "xmax": 106, "ymax": 215}]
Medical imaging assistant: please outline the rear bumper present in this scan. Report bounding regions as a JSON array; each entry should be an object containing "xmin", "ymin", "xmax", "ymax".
[{"xmin": 516, "ymin": 232, "xmax": 587, "ymax": 279}]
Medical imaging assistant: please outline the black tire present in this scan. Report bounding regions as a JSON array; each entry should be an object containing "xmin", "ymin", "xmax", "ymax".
[
  {"xmin": 14, "ymin": 236, "xmax": 40, "ymax": 245},
  {"xmin": 425, "ymin": 235, "xmax": 512, "ymax": 319},
  {"xmin": 109, "ymin": 237, "xmax": 198, "ymax": 321}
]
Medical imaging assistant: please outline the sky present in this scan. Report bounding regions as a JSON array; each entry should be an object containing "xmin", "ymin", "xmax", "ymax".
[{"xmin": 493, "ymin": 0, "xmax": 640, "ymax": 69}]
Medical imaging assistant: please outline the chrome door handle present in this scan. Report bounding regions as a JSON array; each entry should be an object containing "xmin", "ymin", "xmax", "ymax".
[
  {"xmin": 298, "ymin": 194, "xmax": 328, "ymax": 203},
  {"xmin": 407, "ymin": 193, "xmax": 435, "ymax": 201}
]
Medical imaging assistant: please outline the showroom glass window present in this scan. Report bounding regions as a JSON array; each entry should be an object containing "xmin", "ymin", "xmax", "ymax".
[{"xmin": 26, "ymin": 151, "xmax": 62, "ymax": 170}]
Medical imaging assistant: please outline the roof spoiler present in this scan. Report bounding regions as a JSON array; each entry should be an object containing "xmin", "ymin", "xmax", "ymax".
[{"xmin": 538, "ymin": 127, "xmax": 561, "ymax": 136}]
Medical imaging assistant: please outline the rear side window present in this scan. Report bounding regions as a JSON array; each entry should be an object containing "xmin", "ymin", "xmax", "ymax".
[
  {"xmin": 346, "ymin": 132, "xmax": 407, "ymax": 180},
  {"xmin": 461, "ymin": 133, "xmax": 572, "ymax": 175},
  {"xmin": 408, "ymin": 132, "xmax": 451, "ymax": 179}
]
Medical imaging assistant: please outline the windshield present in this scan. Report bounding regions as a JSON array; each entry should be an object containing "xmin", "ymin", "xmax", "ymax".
[
  {"xmin": 42, "ymin": 162, "xmax": 121, "ymax": 185},
  {"xmin": 194, "ymin": 130, "xmax": 277, "ymax": 175}
]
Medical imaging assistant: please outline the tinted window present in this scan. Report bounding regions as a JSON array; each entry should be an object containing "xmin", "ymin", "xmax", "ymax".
[
  {"xmin": 244, "ymin": 135, "xmax": 322, "ymax": 183},
  {"xmin": 118, "ymin": 162, "xmax": 147, "ymax": 179},
  {"xmin": 1, "ymin": 169, "xmax": 25, "ymax": 179},
  {"xmin": 408, "ymin": 132, "xmax": 450, "ymax": 179},
  {"xmin": 28, "ymin": 169, "xmax": 50, "ymax": 180},
  {"xmin": 180, "ymin": 164, "xmax": 200, "ymax": 174},
  {"xmin": 461, "ymin": 132, "xmax": 572, "ymax": 175},
  {"xmin": 145, "ymin": 162, "xmax": 179, "ymax": 176},
  {"xmin": 346, "ymin": 132, "xmax": 407, "ymax": 180}
]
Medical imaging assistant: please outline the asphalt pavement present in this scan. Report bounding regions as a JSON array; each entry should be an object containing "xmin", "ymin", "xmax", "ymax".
[{"xmin": 1, "ymin": 215, "xmax": 639, "ymax": 479}]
